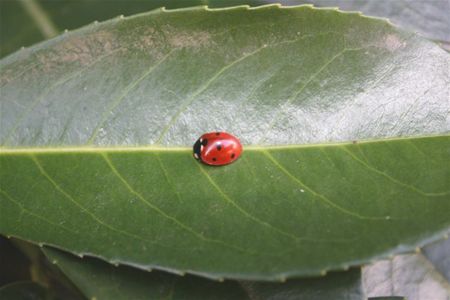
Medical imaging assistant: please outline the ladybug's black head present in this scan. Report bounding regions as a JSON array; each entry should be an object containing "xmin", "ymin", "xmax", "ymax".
[
  {"xmin": 193, "ymin": 138, "xmax": 208, "ymax": 160},
  {"xmin": 193, "ymin": 139, "xmax": 202, "ymax": 160}
]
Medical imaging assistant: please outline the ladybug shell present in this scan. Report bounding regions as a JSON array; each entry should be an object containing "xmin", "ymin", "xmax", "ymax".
[{"xmin": 193, "ymin": 132, "xmax": 242, "ymax": 166}]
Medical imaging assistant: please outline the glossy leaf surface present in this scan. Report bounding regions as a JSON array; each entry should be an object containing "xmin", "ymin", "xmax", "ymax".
[
  {"xmin": 284, "ymin": 0, "xmax": 450, "ymax": 45},
  {"xmin": 0, "ymin": 5, "xmax": 449, "ymax": 280},
  {"xmin": 2, "ymin": 0, "xmax": 449, "ymax": 58},
  {"xmin": 0, "ymin": 0, "xmax": 265, "ymax": 58}
]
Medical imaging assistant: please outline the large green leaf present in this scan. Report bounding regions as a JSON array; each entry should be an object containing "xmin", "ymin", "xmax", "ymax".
[
  {"xmin": 2, "ymin": 0, "xmax": 449, "ymax": 59},
  {"xmin": 281, "ymin": 0, "xmax": 450, "ymax": 46},
  {"xmin": 0, "ymin": 0, "xmax": 265, "ymax": 58},
  {"xmin": 43, "ymin": 246, "xmax": 364, "ymax": 300},
  {"xmin": 0, "ymin": 5, "xmax": 449, "ymax": 280}
]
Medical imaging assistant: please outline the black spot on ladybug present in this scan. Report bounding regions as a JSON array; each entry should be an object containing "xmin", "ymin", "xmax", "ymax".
[
  {"xmin": 202, "ymin": 139, "xmax": 208, "ymax": 146},
  {"xmin": 231, "ymin": 153, "xmax": 235, "ymax": 159},
  {"xmin": 216, "ymin": 132, "xmax": 220, "ymax": 136},
  {"xmin": 212, "ymin": 158, "xmax": 217, "ymax": 162},
  {"xmin": 216, "ymin": 144, "xmax": 222, "ymax": 151}
]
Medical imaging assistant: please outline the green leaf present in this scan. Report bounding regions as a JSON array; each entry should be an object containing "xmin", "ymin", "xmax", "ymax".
[
  {"xmin": 0, "ymin": 281, "xmax": 50, "ymax": 300},
  {"xmin": 0, "ymin": 235, "xmax": 32, "ymax": 286},
  {"xmin": 0, "ymin": 0, "xmax": 266, "ymax": 58},
  {"xmin": 43, "ymin": 246, "xmax": 364, "ymax": 300},
  {"xmin": 239, "ymin": 268, "xmax": 364, "ymax": 300},
  {"xmin": 284, "ymin": 0, "xmax": 450, "ymax": 45},
  {"xmin": 0, "ymin": 0, "xmax": 40, "ymax": 57},
  {"xmin": 43, "ymin": 247, "xmax": 248, "ymax": 300},
  {"xmin": 2, "ymin": 1, "xmax": 449, "ymax": 59},
  {"xmin": 1, "ymin": 5, "xmax": 449, "ymax": 280}
]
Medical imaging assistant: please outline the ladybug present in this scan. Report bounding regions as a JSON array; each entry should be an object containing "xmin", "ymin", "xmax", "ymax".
[{"xmin": 193, "ymin": 132, "xmax": 243, "ymax": 166}]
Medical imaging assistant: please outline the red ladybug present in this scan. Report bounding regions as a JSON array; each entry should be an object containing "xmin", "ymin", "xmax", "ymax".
[{"xmin": 193, "ymin": 132, "xmax": 243, "ymax": 166}]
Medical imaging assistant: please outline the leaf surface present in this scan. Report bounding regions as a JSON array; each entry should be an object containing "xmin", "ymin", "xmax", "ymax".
[
  {"xmin": 0, "ymin": 5, "xmax": 449, "ymax": 280},
  {"xmin": 3, "ymin": 0, "xmax": 449, "ymax": 58},
  {"xmin": 43, "ymin": 247, "xmax": 364, "ymax": 300},
  {"xmin": 286, "ymin": 0, "xmax": 450, "ymax": 46},
  {"xmin": 0, "ymin": 0, "xmax": 265, "ymax": 58}
]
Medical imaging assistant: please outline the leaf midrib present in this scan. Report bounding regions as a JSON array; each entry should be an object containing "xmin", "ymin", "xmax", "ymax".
[{"xmin": 0, "ymin": 134, "xmax": 447, "ymax": 154}]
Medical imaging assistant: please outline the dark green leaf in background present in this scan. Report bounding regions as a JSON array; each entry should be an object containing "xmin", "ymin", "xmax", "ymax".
[
  {"xmin": 0, "ymin": 235, "xmax": 31, "ymax": 286},
  {"xmin": 0, "ymin": 0, "xmax": 47, "ymax": 58},
  {"xmin": 1, "ymin": 5, "xmax": 449, "ymax": 281},
  {"xmin": 0, "ymin": 281, "xmax": 50, "ymax": 300},
  {"xmin": 238, "ymin": 268, "xmax": 363, "ymax": 300},
  {"xmin": 43, "ymin": 247, "xmax": 248, "ymax": 300},
  {"xmin": 43, "ymin": 247, "xmax": 364, "ymax": 300}
]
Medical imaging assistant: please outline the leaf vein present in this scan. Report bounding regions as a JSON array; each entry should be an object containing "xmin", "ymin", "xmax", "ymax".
[
  {"xmin": 258, "ymin": 46, "xmax": 366, "ymax": 143},
  {"xmin": 0, "ymin": 188, "xmax": 77, "ymax": 234},
  {"xmin": 197, "ymin": 163, "xmax": 311, "ymax": 243},
  {"xmin": 262, "ymin": 150, "xmax": 386, "ymax": 220},
  {"xmin": 340, "ymin": 146, "xmax": 448, "ymax": 197},
  {"xmin": 154, "ymin": 33, "xmax": 328, "ymax": 144},
  {"xmin": 103, "ymin": 153, "xmax": 266, "ymax": 257},
  {"xmin": 86, "ymin": 49, "xmax": 175, "ymax": 144},
  {"xmin": 2, "ymin": 48, "xmax": 123, "ymax": 146},
  {"xmin": 30, "ymin": 155, "xmax": 170, "ymax": 248}
]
